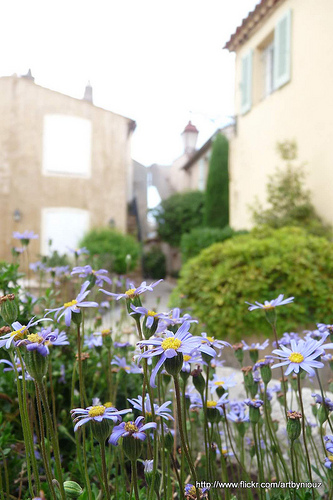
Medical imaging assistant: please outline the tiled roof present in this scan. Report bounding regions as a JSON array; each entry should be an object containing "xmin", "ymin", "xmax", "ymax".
[{"xmin": 224, "ymin": 0, "xmax": 285, "ymax": 52}]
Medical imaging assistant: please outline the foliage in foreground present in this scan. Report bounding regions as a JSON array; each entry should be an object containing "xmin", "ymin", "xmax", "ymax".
[
  {"xmin": 170, "ymin": 226, "xmax": 333, "ymax": 340},
  {"xmin": 204, "ymin": 133, "xmax": 229, "ymax": 228},
  {"xmin": 249, "ymin": 140, "xmax": 332, "ymax": 239},
  {"xmin": 80, "ymin": 227, "xmax": 140, "ymax": 274},
  {"xmin": 152, "ymin": 191, "xmax": 205, "ymax": 247},
  {"xmin": 180, "ymin": 226, "xmax": 247, "ymax": 263},
  {"xmin": 2, "ymin": 230, "xmax": 333, "ymax": 500}
]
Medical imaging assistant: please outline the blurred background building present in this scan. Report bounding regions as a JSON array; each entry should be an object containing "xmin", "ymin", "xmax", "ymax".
[
  {"xmin": 0, "ymin": 73, "xmax": 141, "ymax": 261},
  {"xmin": 225, "ymin": 0, "xmax": 333, "ymax": 229}
]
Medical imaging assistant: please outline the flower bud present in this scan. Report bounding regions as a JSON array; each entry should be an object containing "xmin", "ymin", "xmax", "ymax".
[
  {"xmin": 122, "ymin": 435, "xmax": 143, "ymax": 461},
  {"xmin": 165, "ymin": 353, "xmax": 184, "ymax": 378},
  {"xmin": 24, "ymin": 350, "xmax": 48, "ymax": 382},
  {"xmin": 317, "ymin": 405, "xmax": 329, "ymax": 425},
  {"xmin": 191, "ymin": 366, "xmax": 205, "ymax": 396},
  {"xmin": 233, "ymin": 343, "xmax": 244, "ymax": 364},
  {"xmin": 249, "ymin": 406, "xmax": 260, "ymax": 424},
  {"xmin": 286, "ymin": 411, "xmax": 302, "ymax": 441},
  {"xmin": 90, "ymin": 418, "xmax": 112, "ymax": 443},
  {"xmin": 0, "ymin": 294, "xmax": 18, "ymax": 324},
  {"xmin": 63, "ymin": 481, "xmax": 83, "ymax": 498},
  {"xmin": 164, "ymin": 431, "xmax": 174, "ymax": 452},
  {"xmin": 260, "ymin": 364, "xmax": 272, "ymax": 384},
  {"xmin": 249, "ymin": 349, "xmax": 259, "ymax": 364},
  {"xmin": 144, "ymin": 460, "xmax": 161, "ymax": 494},
  {"xmin": 71, "ymin": 310, "xmax": 82, "ymax": 326}
]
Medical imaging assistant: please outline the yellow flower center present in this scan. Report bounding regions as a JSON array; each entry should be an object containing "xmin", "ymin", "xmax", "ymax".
[
  {"xmin": 64, "ymin": 299, "xmax": 78, "ymax": 308},
  {"xmin": 329, "ymin": 456, "xmax": 333, "ymax": 463},
  {"xmin": 103, "ymin": 402, "xmax": 113, "ymax": 408},
  {"xmin": 214, "ymin": 381, "xmax": 225, "ymax": 386},
  {"xmin": 263, "ymin": 304, "xmax": 274, "ymax": 310},
  {"xmin": 222, "ymin": 449, "xmax": 228, "ymax": 455},
  {"xmin": 146, "ymin": 411, "xmax": 152, "ymax": 416},
  {"xmin": 183, "ymin": 355, "xmax": 191, "ymax": 362},
  {"xmin": 125, "ymin": 288, "xmax": 136, "ymax": 298},
  {"xmin": 124, "ymin": 366, "xmax": 130, "ymax": 371},
  {"xmin": 189, "ymin": 486, "xmax": 196, "ymax": 495},
  {"xmin": 161, "ymin": 337, "xmax": 182, "ymax": 351},
  {"xmin": 289, "ymin": 352, "xmax": 304, "ymax": 364},
  {"xmin": 124, "ymin": 421, "xmax": 139, "ymax": 433},
  {"xmin": 147, "ymin": 310, "xmax": 157, "ymax": 317},
  {"xmin": 207, "ymin": 401, "xmax": 217, "ymax": 408},
  {"xmin": 88, "ymin": 405, "xmax": 106, "ymax": 417},
  {"xmin": 101, "ymin": 329, "xmax": 110, "ymax": 335},
  {"xmin": 206, "ymin": 336, "xmax": 214, "ymax": 342},
  {"xmin": 27, "ymin": 333, "xmax": 43, "ymax": 344},
  {"xmin": 257, "ymin": 358, "xmax": 265, "ymax": 363},
  {"xmin": 10, "ymin": 326, "xmax": 27, "ymax": 340}
]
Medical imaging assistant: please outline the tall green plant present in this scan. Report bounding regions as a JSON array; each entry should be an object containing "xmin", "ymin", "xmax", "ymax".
[
  {"xmin": 249, "ymin": 140, "xmax": 331, "ymax": 238},
  {"xmin": 204, "ymin": 133, "xmax": 229, "ymax": 227}
]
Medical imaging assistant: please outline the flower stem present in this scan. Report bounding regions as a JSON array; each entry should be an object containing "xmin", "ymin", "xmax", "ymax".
[
  {"xmin": 131, "ymin": 460, "xmax": 140, "ymax": 500},
  {"xmin": 37, "ymin": 380, "xmax": 66, "ymax": 500},
  {"xmin": 173, "ymin": 376, "xmax": 200, "ymax": 500},
  {"xmin": 100, "ymin": 440, "xmax": 110, "ymax": 500},
  {"xmin": 297, "ymin": 374, "xmax": 315, "ymax": 500}
]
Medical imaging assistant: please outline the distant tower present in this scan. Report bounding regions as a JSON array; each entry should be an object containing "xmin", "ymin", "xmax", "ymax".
[
  {"xmin": 22, "ymin": 69, "xmax": 35, "ymax": 82},
  {"xmin": 83, "ymin": 81, "xmax": 93, "ymax": 103},
  {"xmin": 181, "ymin": 121, "xmax": 199, "ymax": 154}
]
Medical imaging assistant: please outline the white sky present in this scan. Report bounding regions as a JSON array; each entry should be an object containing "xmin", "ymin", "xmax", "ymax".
[{"xmin": 1, "ymin": 0, "xmax": 259, "ymax": 166}]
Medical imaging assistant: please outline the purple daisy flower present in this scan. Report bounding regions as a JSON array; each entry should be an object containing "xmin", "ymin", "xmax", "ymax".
[
  {"xmin": 45, "ymin": 281, "xmax": 98, "ymax": 326},
  {"xmin": 227, "ymin": 405, "xmax": 249, "ymax": 423},
  {"xmin": 71, "ymin": 404, "xmax": 131, "ymax": 432},
  {"xmin": 311, "ymin": 394, "xmax": 333, "ymax": 411},
  {"xmin": 242, "ymin": 340, "xmax": 269, "ymax": 351},
  {"xmin": 324, "ymin": 456, "xmax": 333, "ymax": 469},
  {"xmin": 13, "ymin": 230, "xmax": 39, "ymax": 241},
  {"xmin": 324, "ymin": 435, "xmax": 333, "ymax": 453},
  {"xmin": 71, "ymin": 265, "xmax": 112, "ymax": 287},
  {"xmin": 271, "ymin": 336, "xmax": 333, "ymax": 377},
  {"xmin": 128, "ymin": 394, "xmax": 174, "ymax": 421},
  {"xmin": 156, "ymin": 307, "xmax": 198, "ymax": 333},
  {"xmin": 0, "ymin": 317, "xmax": 52, "ymax": 350},
  {"xmin": 245, "ymin": 294, "xmax": 294, "ymax": 311},
  {"xmin": 137, "ymin": 321, "xmax": 202, "ymax": 387},
  {"xmin": 109, "ymin": 416, "xmax": 157, "ymax": 445},
  {"xmin": 199, "ymin": 333, "xmax": 231, "ymax": 357},
  {"xmin": 100, "ymin": 280, "xmax": 163, "ymax": 300},
  {"xmin": 209, "ymin": 373, "xmax": 237, "ymax": 394},
  {"xmin": 67, "ymin": 246, "xmax": 90, "ymax": 256},
  {"xmin": 17, "ymin": 326, "xmax": 69, "ymax": 357},
  {"xmin": 197, "ymin": 393, "xmax": 229, "ymax": 415},
  {"xmin": 111, "ymin": 356, "xmax": 142, "ymax": 374},
  {"xmin": 244, "ymin": 398, "xmax": 264, "ymax": 408},
  {"xmin": 130, "ymin": 305, "xmax": 168, "ymax": 329},
  {"xmin": 84, "ymin": 333, "xmax": 103, "ymax": 349}
]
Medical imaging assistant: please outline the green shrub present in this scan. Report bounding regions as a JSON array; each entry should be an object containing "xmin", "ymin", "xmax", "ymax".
[
  {"xmin": 180, "ymin": 226, "xmax": 248, "ymax": 263},
  {"xmin": 152, "ymin": 191, "xmax": 205, "ymax": 247},
  {"xmin": 170, "ymin": 226, "xmax": 333, "ymax": 341},
  {"xmin": 80, "ymin": 227, "xmax": 140, "ymax": 274},
  {"xmin": 249, "ymin": 140, "xmax": 332, "ymax": 238},
  {"xmin": 143, "ymin": 247, "xmax": 166, "ymax": 279},
  {"xmin": 204, "ymin": 134, "xmax": 229, "ymax": 228}
]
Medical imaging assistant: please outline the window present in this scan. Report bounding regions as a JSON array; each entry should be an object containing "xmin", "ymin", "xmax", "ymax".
[
  {"xmin": 240, "ymin": 49, "xmax": 253, "ymax": 114},
  {"xmin": 273, "ymin": 9, "xmax": 292, "ymax": 89},
  {"xmin": 240, "ymin": 9, "xmax": 292, "ymax": 111},
  {"xmin": 261, "ymin": 41, "xmax": 274, "ymax": 98},
  {"xmin": 41, "ymin": 208, "xmax": 90, "ymax": 256},
  {"xmin": 43, "ymin": 115, "xmax": 92, "ymax": 176}
]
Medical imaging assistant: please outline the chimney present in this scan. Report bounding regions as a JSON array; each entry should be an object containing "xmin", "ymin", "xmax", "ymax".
[
  {"xmin": 83, "ymin": 81, "xmax": 93, "ymax": 103},
  {"xmin": 181, "ymin": 121, "xmax": 199, "ymax": 154},
  {"xmin": 22, "ymin": 69, "xmax": 35, "ymax": 82}
]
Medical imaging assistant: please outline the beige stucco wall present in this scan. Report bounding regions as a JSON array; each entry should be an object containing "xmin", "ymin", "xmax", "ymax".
[
  {"xmin": 0, "ymin": 76, "xmax": 134, "ymax": 262},
  {"xmin": 230, "ymin": 0, "xmax": 333, "ymax": 230}
]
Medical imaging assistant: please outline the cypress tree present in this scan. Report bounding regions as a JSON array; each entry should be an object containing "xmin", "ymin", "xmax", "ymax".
[{"xmin": 204, "ymin": 133, "xmax": 229, "ymax": 227}]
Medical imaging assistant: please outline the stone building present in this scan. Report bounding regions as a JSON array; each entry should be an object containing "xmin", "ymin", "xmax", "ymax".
[
  {"xmin": 225, "ymin": 0, "xmax": 333, "ymax": 229},
  {"xmin": 0, "ymin": 73, "xmax": 136, "ymax": 261}
]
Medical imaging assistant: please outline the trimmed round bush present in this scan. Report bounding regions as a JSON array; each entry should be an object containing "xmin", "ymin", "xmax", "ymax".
[
  {"xmin": 180, "ymin": 226, "xmax": 248, "ymax": 263},
  {"xmin": 80, "ymin": 227, "xmax": 140, "ymax": 274},
  {"xmin": 143, "ymin": 247, "xmax": 166, "ymax": 279},
  {"xmin": 170, "ymin": 226, "xmax": 333, "ymax": 341}
]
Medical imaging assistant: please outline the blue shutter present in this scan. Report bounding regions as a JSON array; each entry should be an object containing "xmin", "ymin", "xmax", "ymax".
[
  {"xmin": 274, "ymin": 9, "xmax": 292, "ymax": 89},
  {"xmin": 240, "ymin": 49, "xmax": 253, "ymax": 115}
]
